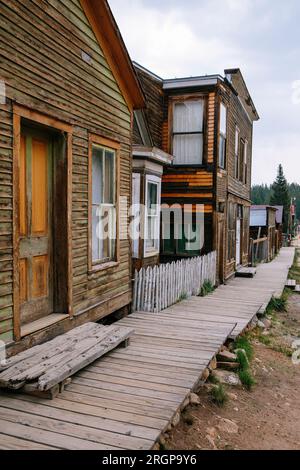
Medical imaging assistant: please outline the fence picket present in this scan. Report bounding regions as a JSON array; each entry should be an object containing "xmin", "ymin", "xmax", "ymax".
[{"xmin": 133, "ymin": 251, "xmax": 217, "ymax": 313}]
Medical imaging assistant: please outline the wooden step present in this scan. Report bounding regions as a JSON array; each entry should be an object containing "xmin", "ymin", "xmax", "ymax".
[
  {"xmin": 0, "ymin": 323, "xmax": 133, "ymax": 398},
  {"xmin": 235, "ymin": 267, "xmax": 257, "ymax": 278}
]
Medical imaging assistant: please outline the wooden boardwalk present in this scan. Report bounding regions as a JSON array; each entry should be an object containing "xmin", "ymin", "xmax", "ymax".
[{"xmin": 0, "ymin": 248, "xmax": 294, "ymax": 450}]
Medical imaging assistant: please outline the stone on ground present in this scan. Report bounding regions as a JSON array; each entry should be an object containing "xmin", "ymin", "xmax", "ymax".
[
  {"xmin": 211, "ymin": 370, "xmax": 242, "ymax": 386},
  {"xmin": 217, "ymin": 418, "xmax": 239, "ymax": 434},
  {"xmin": 217, "ymin": 350, "xmax": 238, "ymax": 362}
]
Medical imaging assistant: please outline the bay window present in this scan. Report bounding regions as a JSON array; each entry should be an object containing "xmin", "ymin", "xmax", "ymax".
[
  {"xmin": 90, "ymin": 139, "xmax": 118, "ymax": 267},
  {"xmin": 172, "ymin": 100, "xmax": 204, "ymax": 165}
]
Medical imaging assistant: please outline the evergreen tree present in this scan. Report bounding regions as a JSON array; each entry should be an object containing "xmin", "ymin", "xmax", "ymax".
[{"xmin": 270, "ymin": 165, "xmax": 290, "ymax": 232}]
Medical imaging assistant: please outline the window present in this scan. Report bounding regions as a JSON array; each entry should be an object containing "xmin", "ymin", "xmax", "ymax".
[
  {"xmin": 162, "ymin": 214, "xmax": 203, "ymax": 256},
  {"xmin": 145, "ymin": 175, "xmax": 161, "ymax": 255},
  {"xmin": 219, "ymin": 103, "xmax": 227, "ymax": 168},
  {"xmin": 132, "ymin": 173, "xmax": 141, "ymax": 259},
  {"xmin": 227, "ymin": 203, "xmax": 236, "ymax": 261},
  {"xmin": 91, "ymin": 141, "xmax": 117, "ymax": 266},
  {"xmin": 243, "ymin": 140, "xmax": 248, "ymax": 184},
  {"xmin": 172, "ymin": 100, "xmax": 204, "ymax": 165},
  {"xmin": 239, "ymin": 140, "xmax": 245, "ymax": 183},
  {"xmin": 235, "ymin": 127, "xmax": 240, "ymax": 179}
]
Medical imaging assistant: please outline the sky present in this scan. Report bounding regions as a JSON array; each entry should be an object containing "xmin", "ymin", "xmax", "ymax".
[{"xmin": 109, "ymin": 0, "xmax": 300, "ymax": 185}]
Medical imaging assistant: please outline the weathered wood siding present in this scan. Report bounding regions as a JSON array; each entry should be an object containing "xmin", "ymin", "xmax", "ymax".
[
  {"xmin": 0, "ymin": 0, "xmax": 133, "ymax": 343},
  {"xmin": 160, "ymin": 91, "xmax": 216, "ymax": 257},
  {"xmin": 0, "ymin": 101, "xmax": 14, "ymax": 344}
]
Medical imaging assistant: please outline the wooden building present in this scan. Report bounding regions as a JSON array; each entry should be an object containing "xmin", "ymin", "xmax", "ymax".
[
  {"xmin": 133, "ymin": 64, "xmax": 259, "ymax": 283},
  {"xmin": 250, "ymin": 205, "xmax": 278, "ymax": 261},
  {"xmin": 0, "ymin": 0, "xmax": 144, "ymax": 353}
]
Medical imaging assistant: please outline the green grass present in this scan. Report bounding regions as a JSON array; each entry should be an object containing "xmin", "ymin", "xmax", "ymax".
[
  {"xmin": 257, "ymin": 334, "xmax": 272, "ymax": 346},
  {"xmin": 236, "ymin": 349, "xmax": 250, "ymax": 371},
  {"xmin": 211, "ymin": 384, "xmax": 228, "ymax": 407},
  {"xmin": 178, "ymin": 293, "xmax": 188, "ymax": 302},
  {"xmin": 238, "ymin": 370, "xmax": 256, "ymax": 391},
  {"xmin": 266, "ymin": 295, "xmax": 288, "ymax": 315},
  {"xmin": 199, "ymin": 280, "xmax": 215, "ymax": 297},
  {"xmin": 233, "ymin": 335, "xmax": 254, "ymax": 361}
]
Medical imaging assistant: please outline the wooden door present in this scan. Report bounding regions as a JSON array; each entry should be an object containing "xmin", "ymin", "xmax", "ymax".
[
  {"xmin": 19, "ymin": 129, "xmax": 53, "ymax": 325},
  {"xmin": 236, "ymin": 218, "xmax": 241, "ymax": 267},
  {"xmin": 217, "ymin": 214, "xmax": 224, "ymax": 283}
]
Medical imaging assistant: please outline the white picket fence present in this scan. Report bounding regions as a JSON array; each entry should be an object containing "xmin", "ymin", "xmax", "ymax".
[{"xmin": 132, "ymin": 251, "xmax": 217, "ymax": 313}]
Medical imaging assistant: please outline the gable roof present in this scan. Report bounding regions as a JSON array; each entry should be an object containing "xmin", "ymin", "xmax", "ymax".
[
  {"xmin": 80, "ymin": 0, "xmax": 144, "ymax": 110},
  {"xmin": 224, "ymin": 68, "xmax": 259, "ymax": 121}
]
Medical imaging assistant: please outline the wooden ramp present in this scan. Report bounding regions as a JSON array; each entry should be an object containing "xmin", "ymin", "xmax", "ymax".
[{"xmin": 0, "ymin": 248, "xmax": 294, "ymax": 450}]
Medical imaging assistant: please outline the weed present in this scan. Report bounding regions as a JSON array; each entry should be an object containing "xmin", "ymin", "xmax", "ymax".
[
  {"xmin": 208, "ymin": 374, "xmax": 220, "ymax": 385},
  {"xmin": 266, "ymin": 295, "xmax": 288, "ymax": 315},
  {"xmin": 233, "ymin": 335, "xmax": 254, "ymax": 361},
  {"xmin": 199, "ymin": 280, "xmax": 215, "ymax": 297},
  {"xmin": 236, "ymin": 349, "xmax": 249, "ymax": 371},
  {"xmin": 211, "ymin": 384, "xmax": 228, "ymax": 406},
  {"xmin": 257, "ymin": 334, "xmax": 272, "ymax": 346},
  {"xmin": 178, "ymin": 293, "xmax": 188, "ymax": 302},
  {"xmin": 239, "ymin": 370, "xmax": 255, "ymax": 390}
]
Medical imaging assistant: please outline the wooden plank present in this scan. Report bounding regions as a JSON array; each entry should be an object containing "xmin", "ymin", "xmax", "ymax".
[
  {"xmin": 0, "ymin": 432, "xmax": 57, "ymax": 450},
  {"xmin": 0, "ymin": 395, "xmax": 159, "ymax": 442},
  {"xmin": 0, "ymin": 416, "xmax": 123, "ymax": 450}
]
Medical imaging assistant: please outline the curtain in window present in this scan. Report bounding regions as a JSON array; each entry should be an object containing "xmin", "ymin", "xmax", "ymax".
[{"xmin": 173, "ymin": 101, "xmax": 204, "ymax": 164}]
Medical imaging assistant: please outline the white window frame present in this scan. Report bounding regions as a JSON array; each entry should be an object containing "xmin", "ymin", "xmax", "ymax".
[
  {"xmin": 219, "ymin": 103, "xmax": 227, "ymax": 169},
  {"xmin": 172, "ymin": 99, "xmax": 204, "ymax": 165},
  {"xmin": 243, "ymin": 139, "xmax": 248, "ymax": 184},
  {"xmin": 235, "ymin": 126, "xmax": 240, "ymax": 179},
  {"xmin": 91, "ymin": 143, "xmax": 117, "ymax": 266},
  {"xmin": 144, "ymin": 174, "xmax": 161, "ymax": 257},
  {"xmin": 132, "ymin": 173, "xmax": 141, "ymax": 259}
]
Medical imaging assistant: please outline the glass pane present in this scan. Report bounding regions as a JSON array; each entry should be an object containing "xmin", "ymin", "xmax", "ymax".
[
  {"xmin": 219, "ymin": 135, "xmax": 226, "ymax": 168},
  {"xmin": 146, "ymin": 215, "xmax": 157, "ymax": 250},
  {"xmin": 173, "ymin": 101, "xmax": 203, "ymax": 133},
  {"xmin": 100, "ymin": 205, "xmax": 116, "ymax": 261},
  {"xmin": 92, "ymin": 146, "xmax": 103, "ymax": 204},
  {"xmin": 147, "ymin": 182, "xmax": 158, "ymax": 213},
  {"xmin": 104, "ymin": 150, "xmax": 115, "ymax": 204},
  {"xmin": 220, "ymin": 103, "xmax": 227, "ymax": 135},
  {"xmin": 92, "ymin": 205, "xmax": 100, "ymax": 261},
  {"xmin": 173, "ymin": 134, "xmax": 203, "ymax": 164}
]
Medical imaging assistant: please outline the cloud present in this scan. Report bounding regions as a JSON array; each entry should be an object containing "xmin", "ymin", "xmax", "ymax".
[{"xmin": 109, "ymin": 0, "xmax": 300, "ymax": 184}]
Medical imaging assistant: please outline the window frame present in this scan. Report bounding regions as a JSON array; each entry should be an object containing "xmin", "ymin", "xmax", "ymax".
[
  {"xmin": 218, "ymin": 102, "xmax": 227, "ymax": 169},
  {"xmin": 144, "ymin": 174, "xmax": 161, "ymax": 258},
  {"xmin": 88, "ymin": 134, "xmax": 120, "ymax": 272},
  {"xmin": 234, "ymin": 126, "xmax": 240, "ymax": 179},
  {"xmin": 169, "ymin": 95, "xmax": 207, "ymax": 167},
  {"xmin": 243, "ymin": 139, "xmax": 248, "ymax": 184}
]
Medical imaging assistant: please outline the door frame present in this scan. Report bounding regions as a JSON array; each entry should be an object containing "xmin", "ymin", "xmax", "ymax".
[
  {"xmin": 236, "ymin": 217, "xmax": 241, "ymax": 267},
  {"xmin": 13, "ymin": 105, "xmax": 73, "ymax": 341}
]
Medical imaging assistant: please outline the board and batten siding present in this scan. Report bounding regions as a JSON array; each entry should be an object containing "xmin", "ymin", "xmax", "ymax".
[{"xmin": 0, "ymin": 0, "xmax": 133, "ymax": 344}]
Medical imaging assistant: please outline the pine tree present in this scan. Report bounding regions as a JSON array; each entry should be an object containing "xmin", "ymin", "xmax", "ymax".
[{"xmin": 270, "ymin": 164, "xmax": 290, "ymax": 232}]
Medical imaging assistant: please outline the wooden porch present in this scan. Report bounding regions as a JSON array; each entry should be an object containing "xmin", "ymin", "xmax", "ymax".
[{"xmin": 0, "ymin": 248, "xmax": 294, "ymax": 450}]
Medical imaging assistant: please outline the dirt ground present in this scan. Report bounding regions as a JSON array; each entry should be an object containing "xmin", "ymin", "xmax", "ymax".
[{"xmin": 166, "ymin": 293, "xmax": 300, "ymax": 450}]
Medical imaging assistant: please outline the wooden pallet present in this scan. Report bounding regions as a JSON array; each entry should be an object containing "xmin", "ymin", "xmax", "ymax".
[{"xmin": 0, "ymin": 323, "xmax": 133, "ymax": 399}]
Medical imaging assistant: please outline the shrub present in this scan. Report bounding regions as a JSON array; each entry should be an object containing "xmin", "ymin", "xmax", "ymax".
[
  {"xmin": 211, "ymin": 384, "xmax": 228, "ymax": 407},
  {"xmin": 239, "ymin": 370, "xmax": 255, "ymax": 391},
  {"xmin": 200, "ymin": 280, "xmax": 215, "ymax": 297}
]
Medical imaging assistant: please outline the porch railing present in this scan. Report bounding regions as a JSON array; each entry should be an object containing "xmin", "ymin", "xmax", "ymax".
[{"xmin": 132, "ymin": 251, "xmax": 217, "ymax": 313}]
